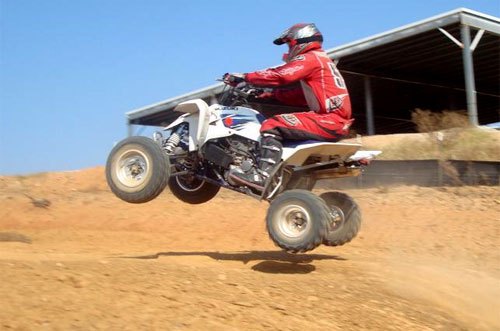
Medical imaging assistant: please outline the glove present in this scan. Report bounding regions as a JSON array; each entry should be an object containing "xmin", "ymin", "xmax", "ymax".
[
  {"xmin": 256, "ymin": 88, "xmax": 274, "ymax": 99},
  {"xmin": 223, "ymin": 73, "xmax": 246, "ymax": 86}
]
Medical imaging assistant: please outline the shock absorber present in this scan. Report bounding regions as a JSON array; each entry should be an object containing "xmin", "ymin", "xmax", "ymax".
[{"xmin": 165, "ymin": 125, "xmax": 185, "ymax": 154}]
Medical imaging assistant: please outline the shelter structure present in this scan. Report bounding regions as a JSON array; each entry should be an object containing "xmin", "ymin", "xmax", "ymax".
[{"xmin": 126, "ymin": 8, "xmax": 500, "ymax": 135}]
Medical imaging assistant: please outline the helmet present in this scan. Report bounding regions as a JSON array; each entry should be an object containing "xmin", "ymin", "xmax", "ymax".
[{"xmin": 273, "ymin": 23, "xmax": 323, "ymax": 60}]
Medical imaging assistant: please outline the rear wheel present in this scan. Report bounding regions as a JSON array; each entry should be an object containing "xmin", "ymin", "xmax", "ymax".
[
  {"xmin": 266, "ymin": 190, "xmax": 328, "ymax": 253},
  {"xmin": 106, "ymin": 136, "xmax": 170, "ymax": 203},
  {"xmin": 320, "ymin": 191, "xmax": 361, "ymax": 246}
]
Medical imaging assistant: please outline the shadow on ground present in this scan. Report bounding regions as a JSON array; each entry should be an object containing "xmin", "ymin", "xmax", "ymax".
[{"xmin": 120, "ymin": 250, "xmax": 346, "ymax": 274}]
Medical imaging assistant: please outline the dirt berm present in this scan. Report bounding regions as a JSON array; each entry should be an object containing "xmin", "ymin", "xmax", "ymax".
[{"xmin": 1, "ymin": 166, "xmax": 499, "ymax": 330}]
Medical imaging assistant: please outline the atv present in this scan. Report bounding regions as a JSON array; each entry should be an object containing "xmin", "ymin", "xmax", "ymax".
[{"xmin": 106, "ymin": 80, "xmax": 380, "ymax": 253}]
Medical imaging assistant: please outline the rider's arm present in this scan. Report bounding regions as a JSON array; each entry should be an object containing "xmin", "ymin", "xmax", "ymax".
[{"xmin": 245, "ymin": 57, "xmax": 313, "ymax": 87}]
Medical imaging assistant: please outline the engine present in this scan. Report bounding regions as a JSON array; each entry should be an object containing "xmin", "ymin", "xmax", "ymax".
[{"xmin": 201, "ymin": 137, "xmax": 258, "ymax": 185}]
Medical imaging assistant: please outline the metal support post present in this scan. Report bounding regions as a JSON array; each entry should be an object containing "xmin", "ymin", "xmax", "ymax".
[
  {"xmin": 364, "ymin": 76, "xmax": 375, "ymax": 135},
  {"xmin": 461, "ymin": 25, "xmax": 479, "ymax": 126},
  {"xmin": 209, "ymin": 94, "xmax": 218, "ymax": 105},
  {"xmin": 127, "ymin": 122, "xmax": 133, "ymax": 137}
]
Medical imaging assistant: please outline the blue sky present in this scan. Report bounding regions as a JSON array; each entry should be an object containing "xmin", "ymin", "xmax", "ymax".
[{"xmin": 1, "ymin": 0, "xmax": 499, "ymax": 175}]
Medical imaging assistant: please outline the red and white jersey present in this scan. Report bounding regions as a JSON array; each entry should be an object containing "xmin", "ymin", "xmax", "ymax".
[{"xmin": 245, "ymin": 49, "xmax": 351, "ymax": 120}]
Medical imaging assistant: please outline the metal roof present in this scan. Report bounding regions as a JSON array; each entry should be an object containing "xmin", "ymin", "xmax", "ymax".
[
  {"xmin": 326, "ymin": 7, "xmax": 499, "ymax": 58},
  {"xmin": 331, "ymin": 8, "xmax": 499, "ymax": 95},
  {"xmin": 126, "ymin": 8, "xmax": 500, "ymax": 132}
]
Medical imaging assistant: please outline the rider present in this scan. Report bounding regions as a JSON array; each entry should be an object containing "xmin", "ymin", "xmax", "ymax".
[{"xmin": 224, "ymin": 23, "xmax": 353, "ymax": 191}]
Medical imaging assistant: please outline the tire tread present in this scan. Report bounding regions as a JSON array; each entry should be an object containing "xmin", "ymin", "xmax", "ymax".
[
  {"xmin": 105, "ymin": 136, "xmax": 169, "ymax": 203},
  {"xmin": 320, "ymin": 191, "xmax": 362, "ymax": 247},
  {"xmin": 266, "ymin": 189, "xmax": 327, "ymax": 253}
]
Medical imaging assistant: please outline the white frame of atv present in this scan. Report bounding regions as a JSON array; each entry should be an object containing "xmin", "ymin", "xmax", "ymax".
[{"xmin": 168, "ymin": 98, "xmax": 364, "ymax": 202}]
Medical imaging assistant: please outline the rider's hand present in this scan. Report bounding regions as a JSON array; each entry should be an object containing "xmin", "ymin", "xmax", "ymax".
[
  {"xmin": 256, "ymin": 88, "xmax": 274, "ymax": 99},
  {"xmin": 223, "ymin": 73, "xmax": 246, "ymax": 86}
]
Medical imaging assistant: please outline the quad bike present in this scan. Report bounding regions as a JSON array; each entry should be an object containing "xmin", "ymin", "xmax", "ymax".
[{"xmin": 106, "ymin": 80, "xmax": 380, "ymax": 253}]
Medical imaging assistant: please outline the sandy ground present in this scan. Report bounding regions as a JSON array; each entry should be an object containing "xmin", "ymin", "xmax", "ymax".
[{"xmin": 1, "ymin": 167, "xmax": 499, "ymax": 330}]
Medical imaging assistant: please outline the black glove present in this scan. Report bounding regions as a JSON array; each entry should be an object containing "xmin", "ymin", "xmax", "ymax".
[{"xmin": 223, "ymin": 73, "xmax": 246, "ymax": 86}]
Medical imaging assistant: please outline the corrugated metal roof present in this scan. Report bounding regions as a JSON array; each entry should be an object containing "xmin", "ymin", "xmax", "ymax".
[{"xmin": 126, "ymin": 8, "xmax": 500, "ymax": 131}]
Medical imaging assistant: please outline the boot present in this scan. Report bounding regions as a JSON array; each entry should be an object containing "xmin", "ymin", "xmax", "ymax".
[{"xmin": 230, "ymin": 134, "xmax": 283, "ymax": 191}]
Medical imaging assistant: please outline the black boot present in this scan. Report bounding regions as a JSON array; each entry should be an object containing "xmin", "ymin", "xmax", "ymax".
[
  {"xmin": 230, "ymin": 135, "xmax": 282, "ymax": 190},
  {"xmin": 229, "ymin": 168, "xmax": 266, "ymax": 190}
]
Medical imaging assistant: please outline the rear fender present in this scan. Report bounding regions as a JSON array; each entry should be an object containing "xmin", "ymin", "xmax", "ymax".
[{"xmin": 282, "ymin": 142, "xmax": 361, "ymax": 166}]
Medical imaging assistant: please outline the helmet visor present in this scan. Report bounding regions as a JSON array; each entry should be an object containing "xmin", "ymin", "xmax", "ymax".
[
  {"xmin": 274, "ymin": 23, "xmax": 322, "ymax": 45},
  {"xmin": 273, "ymin": 27, "xmax": 291, "ymax": 45}
]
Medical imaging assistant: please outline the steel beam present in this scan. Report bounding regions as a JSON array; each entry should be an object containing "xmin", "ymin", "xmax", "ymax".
[
  {"xmin": 364, "ymin": 76, "xmax": 375, "ymax": 135},
  {"xmin": 470, "ymin": 29, "xmax": 485, "ymax": 51},
  {"xmin": 461, "ymin": 24, "xmax": 479, "ymax": 126},
  {"xmin": 438, "ymin": 28, "xmax": 463, "ymax": 48},
  {"xmin": 127, "ymin": 122, "xmax": 133, "ymax": 137},
  {"xmin": 461, "ymin": 13, "xmax": 500, "ymax": 36}
]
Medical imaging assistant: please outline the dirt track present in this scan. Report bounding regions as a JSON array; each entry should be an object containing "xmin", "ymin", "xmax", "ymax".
[{"xmin": 1, "ymin": 167, "xmax": 499, "ymax": 330}]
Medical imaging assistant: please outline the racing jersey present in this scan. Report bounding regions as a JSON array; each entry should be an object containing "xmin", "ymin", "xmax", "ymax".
[{"xmin": 245, "ymin": 49, "xmax": 351, "ymax": 120}]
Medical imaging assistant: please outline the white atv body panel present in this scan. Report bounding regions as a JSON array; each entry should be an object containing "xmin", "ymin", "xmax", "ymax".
[
  {"xmin": 170, "ymin": 99, "xmax": 261, "ymax": 151},
  {"xmin": 168, "ymin": 98, "xmax": 365, "ymax": 165},
  {"xmin": 169, "ymin": 99, "xmax": 211, "ymax": 151},
  {"xmin": 282, "ymin": 142, "xmax": 361, "ymax": 166},
  {"xmin": 205, "ymin": 105, "xmax": 262, "ymax": 142}
]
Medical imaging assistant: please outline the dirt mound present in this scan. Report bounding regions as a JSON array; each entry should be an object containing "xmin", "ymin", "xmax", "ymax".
[{"xmin": 1, "ymin": 167, "xmax": 499, "ymax": 330}]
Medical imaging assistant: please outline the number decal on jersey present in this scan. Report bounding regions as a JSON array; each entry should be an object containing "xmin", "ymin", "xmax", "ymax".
[{"xmin": 328, "ymin": 62, "xmax": 346, "ymax": 89}]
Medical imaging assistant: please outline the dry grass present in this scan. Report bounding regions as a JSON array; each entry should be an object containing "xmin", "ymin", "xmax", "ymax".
[
  {"xmin": 359, "ymin": 109, "xmax": 500, "ymax": 161},
  {"xmin": 411, "ymin": 109, "xmax": 471, "ymax": 133}
]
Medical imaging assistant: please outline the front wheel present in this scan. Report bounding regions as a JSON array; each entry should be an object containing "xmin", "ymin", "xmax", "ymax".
[
  {"xmin": 266, "ymin": 190, "xmax": 328, "ymax": 253},
  {"xmin": 106, "ymin": 136, "xmax": 170, "ymax": 203},
  {"xmin": 320, "ymin": 191, "xmax": 362, "ymax": 247},
  {"xmin": 168, "ymin": 174, "xmax": 220, "ymax": 204}
]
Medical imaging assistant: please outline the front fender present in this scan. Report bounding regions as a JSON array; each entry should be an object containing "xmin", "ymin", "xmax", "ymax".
[
  {"xmin": 165, "ymin": 113, "xmax": 189, "ymax": 131},
  {"xmin": 166, "ymin": 99, "xmax": 211, "ymax": 152}
]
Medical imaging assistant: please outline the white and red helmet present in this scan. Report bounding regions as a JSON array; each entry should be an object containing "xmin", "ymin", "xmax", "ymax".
[{"xmin": 274, "ymin": 23, "xmax": 323, "ymax": 61}]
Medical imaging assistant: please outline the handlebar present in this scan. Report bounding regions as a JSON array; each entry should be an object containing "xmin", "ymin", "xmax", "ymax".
[
  {"xmin": 233, "ymin": 85, "xmax": 261, "ymax": 97},
  {"xmin": 218, "ymin": 77, "xmax": 264, "ymax": 107},
  {"xmin": 219, "ymin": 75, "xmax": 263, "ymax": 94}
]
